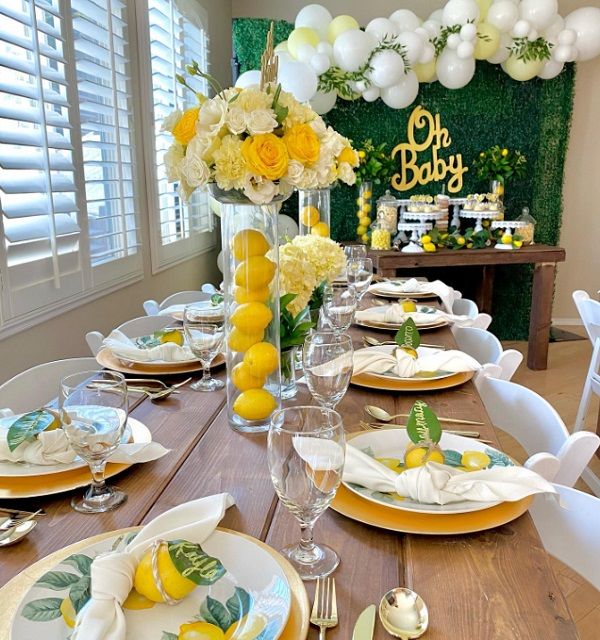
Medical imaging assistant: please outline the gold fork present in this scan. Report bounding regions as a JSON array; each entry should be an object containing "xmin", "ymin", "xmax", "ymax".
[{"xmin": 310, "ymin": 577, "xmax": 338, "ymax": 639}]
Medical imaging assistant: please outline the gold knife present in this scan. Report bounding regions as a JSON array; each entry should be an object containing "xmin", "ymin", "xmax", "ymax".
[{"xmin": 352, "ymin": 604, "xmax": 376, "ymax": 640}]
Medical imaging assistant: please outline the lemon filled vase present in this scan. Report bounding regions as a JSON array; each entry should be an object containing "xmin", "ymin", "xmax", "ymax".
[
  {"xmin": 298, "ymin": 188, "xmax": 330, "ymax": 237},
  {"xmin": 210, "ymin": 185, "xmax": 284, "ymax": 433}
]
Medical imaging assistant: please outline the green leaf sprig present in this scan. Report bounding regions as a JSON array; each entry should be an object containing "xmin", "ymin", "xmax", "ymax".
[
  {"xmin": 355, "ymin": 139, "xmax": 397, "ymax": 186},
  {"xmin": 280, "ymin": 294, "xmax": 315, "ymax": 351},
  {"xmin": 406, "ymin": 400, "xmax": 442, "ymax": 445},
  {"xmin": 472, "ymin": 144, "xmax": 527, "ymax": 183},
  {"xmin": 510, "ymin": 37, "xmax": 553, "ymax": 62}
]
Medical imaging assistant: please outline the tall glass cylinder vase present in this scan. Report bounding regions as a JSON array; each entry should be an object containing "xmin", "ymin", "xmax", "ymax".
[
  {"xmin": 356, "ymin": 180, "xmax": 373, "ymax": 244},
  {"xmin": 298, "ymin": 188, "xmax": 330, "ymax": 237},
  {"xmin": 209, "ymin": 185, "xmax": 284, "ymax": 433}
]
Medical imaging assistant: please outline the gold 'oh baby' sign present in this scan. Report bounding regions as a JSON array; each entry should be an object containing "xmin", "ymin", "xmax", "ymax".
[{"xmin": 391, "ymin": 106, "xmax": 468, "ymax": 194}]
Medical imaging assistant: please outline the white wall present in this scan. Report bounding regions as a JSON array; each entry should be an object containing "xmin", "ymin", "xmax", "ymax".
[{"xmin": 233, "ymin": 0, "xmax": 600, "ymax": 322}]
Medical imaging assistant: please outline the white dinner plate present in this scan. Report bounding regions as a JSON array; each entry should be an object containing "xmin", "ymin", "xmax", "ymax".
[
  {"xmin": 10, "ymin": 529, "xmax": 291, "ymax": 640},
  {"xmin": 369, "ymin": 281, "xmax": 436, "ymax": 299},
  {"xmin": 355, "ymin": 305, "xmax": 448, "ymax": 331},
  {"xmin": 344, "ymin": 429, "xmax": 514, "ymax": 515}
]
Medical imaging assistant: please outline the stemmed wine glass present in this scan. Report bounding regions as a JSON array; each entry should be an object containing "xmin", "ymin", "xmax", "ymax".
[
  {"xmin": 303, "ymin": 331, "xmax": 354, "ymax": 409},
  {"xmin": 60, "ymin": 370, "xmax": 128, "ymax": 513},
  {"xmin": 347, "ymin": 257, "xmax": 373, "ymax": 306},
  {"xmin": 344, "ymin": 245, "xmax": 367, "ymax": 261},
  {"xmin": 322, "ymin": 285, "xmax": 357, "ymax": 334},
  {"xmin": 183, "ymin": 308, "xmax": 224, "ymax": 391},
  {"xmin": 268, "ymin": 406, "xmax": 345, "ymax": 580}
]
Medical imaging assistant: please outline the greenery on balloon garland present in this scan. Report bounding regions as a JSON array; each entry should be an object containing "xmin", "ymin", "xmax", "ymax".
[{"xmin": 232, "ymin": 18, "xmax": 575, "ymax": 340}]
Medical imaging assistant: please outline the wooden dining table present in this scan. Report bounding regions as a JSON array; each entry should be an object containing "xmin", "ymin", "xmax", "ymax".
[{"xmin": 0, "ymin": 301, "xmax": 580, "ymax": 639}]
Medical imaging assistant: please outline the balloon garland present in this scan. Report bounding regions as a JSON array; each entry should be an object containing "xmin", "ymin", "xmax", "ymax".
[{"xmin": 235, "ymin": 1, "xmax": 600, "ymax": 113}]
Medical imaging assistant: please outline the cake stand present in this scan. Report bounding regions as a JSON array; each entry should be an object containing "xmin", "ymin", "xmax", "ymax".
[
  {"xmin": 397, "ymin": 222, "xmax": 432, "ymax": 253},
  {"xmin": 490, "ymin": 220, "xmax": 529, "ymax": 250},
  {"xmin": 459, "ymin": 209, "xmax": 502, "ymax": 233}
]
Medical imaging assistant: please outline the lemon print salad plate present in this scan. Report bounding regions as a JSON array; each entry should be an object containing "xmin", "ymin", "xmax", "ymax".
[
  {"xmin": 11, "ymin": 529, "xmax": 293, "ymax": 640},
  {"xmin": 355, "ymin": 305, "xmax": 448, "ymax": 331},
  {"xmin": 344, "ymin": 430, "xmax": 515, "ymax": 516}
]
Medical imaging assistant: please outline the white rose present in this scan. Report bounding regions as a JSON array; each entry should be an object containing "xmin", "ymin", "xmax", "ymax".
[
  {"xmin": 177, "ymin": 177, "xmax": 196, "ymax": 202},
  {"xmin": 314, "ymin": 158, "xmax": 336, "ymax": 187},
  {"xmin": 164, "ymin": 143, "xmax": 185, "ymax": 182},
  {"xmin": 243, "ymin": 176, "xmax": 278, "ymax": 205},
  {"xmin": 197, "ymin": 97, "xmax": 228, "ymax": 137},
  {"xmin": 337, "ymin": 162, "xmax": 356, "ymax": 186},
  {"xmin": 283, "ymin": 160, "xmax": 305, "ymax": 187},
  {"xmin": 245, "ymin": 109, "xmax": 278, "ymax": 135},
  {"xmin": 309, "ymin": 116, "xmax": 327, "ymax": 137},
  {"xmin": 295, "ymin": 167, "xmax": 318, "ymax": 190},
  {"xmin": 181, "ymin": 141, "xmax": 211, "ymax": 188},
  {"xmin": 161, "ymin": 109, "xmax": 182, "ymax": 133},
  {"xmin": 226, "ymin": 106, "xmax": 247, "ymax": 135}
]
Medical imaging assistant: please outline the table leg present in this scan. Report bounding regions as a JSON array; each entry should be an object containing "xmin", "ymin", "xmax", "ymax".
[
  {"xmin": 476, "ymin": 265, "xmax": 495, "ymax": 314},
  {"xmin": 527, "ymin": 262, "xmax": 556, "ymax": 370},
  {"xmin": 378, "ymin": 267, "xmax": 397, "ymax": 277}
]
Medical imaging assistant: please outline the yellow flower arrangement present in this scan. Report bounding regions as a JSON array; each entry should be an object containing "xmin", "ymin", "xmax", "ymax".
[
  {"xmin": 172, "ymin": 107, "xmax": 200, "ymax": 145},
  {"xmin": 241, "ymin": 133, "xmax": 289, "ymax": 181},
  {"xmin": 284, "ymin": 124, "xmax": 320, "ymax": 166},
  {"xmin": 290, "ymin": 235, "xmax": 345, "ymax": 286}
]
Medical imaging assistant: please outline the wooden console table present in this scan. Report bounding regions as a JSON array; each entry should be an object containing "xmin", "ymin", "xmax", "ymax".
[{"xmin": 368, "ymin": 244, "xmax": 566, "ymax": 371}]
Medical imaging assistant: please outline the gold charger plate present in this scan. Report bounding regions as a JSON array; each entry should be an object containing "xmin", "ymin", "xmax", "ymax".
[
  {"xmin": 351, "ymin": 370, "xmax": 473, "ymax": 392},
  {"xmin": 355, "ymin": 317, "xmax": 449, "ymax": 331},
  {"xmin": 0, "ymin": 527, "xmax": 309, "ymax": 640},
  {"xmin": 331, "ymin": 484, "xmax": 533, "ymax": 535},
  {"xmin": 96, "ymin": 348, "xmax": 225, "ymax": 376},
  {"xmin": 0, "ymin": 420, "xmax": 150, "ymax": 498}
]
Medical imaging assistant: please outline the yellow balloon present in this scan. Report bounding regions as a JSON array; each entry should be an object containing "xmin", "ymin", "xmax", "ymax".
[
  {"xmin": 503, "ymin": 55, "xmax": 544, "ymax": 81},
  {"xmin": 287, "ymin": 27, "xmax": 320, "ymax": 59},
  {"xmin": 475, "ymin": 0, "xmax": 493, "ymax": 22},
  {"xmin": 274, "ymin": 40, "xmax": 288, "ymax": 53},
  {"xmin": 414, "ymin": 60, "xmax": 437, "ymax": 83},
  {"xmin": 474, "ymin": 22, "xmax": 500, "ymax": 60},
  {"xmin": 327, "ymin": 15, "xmax": 360, "ymax": 44}
]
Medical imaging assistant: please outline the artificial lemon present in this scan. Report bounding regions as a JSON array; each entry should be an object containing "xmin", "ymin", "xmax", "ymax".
[
  {"xmin": 243, "ymin": 342, "xmax": 278, "ymax": 377},
  {"xmin": 230, "ymin": 302, "xmax": 273, "ymax": 333},
  {"xmin": 356, "ymin": 197, "xmax": 363, "ymax": 206},
  {"xmin": 404, "ymin": 445, "xmax": 445, "ymax": 468},
  {"xmin": 231, "ymin": 362, "xmax": 265, "ymax": 391},
  {"xmin": 357, "ymin": 225, "xmax": 367, "ymax": 236},
  {"xmin": 234, "ymin": 286, "xmax": 269, "ymax": 304},
  {"xmin": 178, "ymin": 621, "xmax": 225, "ymax": 640},
  {"xmin": 423, "ymin": 243, "xmax": 436, "ymax": 252},
  {"xmin": 234, "ymin": 256, "xmax": 276, "ymax": 289},
  {"xmin": 400, "ymin": 346, "xmax": 418, "ymax": 359},
  {"xmin": 375, "ymin": 457, "xmax": 403, "ymax": 472},
  {"xmin": 361, "ymin": 233, "xmax": 370, "ymax": 243},
  {"xmin": 359, "ymin": 216, "xmax": 371, "ymax": 227},
  {"xmin": 233, "ymin": 388, "xmax": 277, "ymax": 421},
  {"xmin": 421, "ymin": 235, "xmax": 432, "ymax": 244},
  {"xmin": 456, "ymin": 236, "xmax": 466, "ymax": 246},
  {"xmin": 501, "ymin": 234, "xmax": 512, "ymax": 245},
  {"xmin": 362, "ymin": 189, "xmax": 372, "ymax": 199},
  {"xmin": 44, "ymin": 408, "xmax": 62, "ymax": 431},
  {"xmin": 123, "ymin": 588, "xmax": 156, "ymax": 610},
  {"xmin": 513, "ymin": 240, "xmax": 523, "ymax": 248},
  {"xmin": 460, "ymin": 451, "xmax": 491, "ymax": 471},
  {"xmin": 60, "ymin": 597, "xmax": 76, "ymax": 629},
  {"xmin": 401, "ymin": 300, "xmax": 417, "ymax": 313},
  {"xmin": 134, "ymin": 543, "xmax": 197, "ymax": 603},
  {"xmin": 232, "ymin": 229, "xmax": 270, "ymax": 262},
  {"xmin": 356, "ymin": 210, "xmax": 363, "ymax": 218},
  {"xmin": 300, "ymin": 205, "xmax": 320, "ymax": 228},
  {"xmin": 160, "ymin": 329, "xmax": 184, "ymax": 346},
  {"xmin": 228, "ymin": 328, "xmax": 264, "ymax": 353},
  {"xmin": 224, "ymin": 613, "xmax": 268, "ymax": 640},
  {"xmin": 311, "ymin": 221, "xmax": 329, "ymax": 237},
  {"xmin": 362, "ymin": 203, "xmax": 372, "ymax": 213}
]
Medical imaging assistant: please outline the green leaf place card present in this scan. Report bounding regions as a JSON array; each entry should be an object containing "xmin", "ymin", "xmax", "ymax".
[
  {"xmin": 6, "ymin": 410, "xmax": 59, "ymax": 452},
  {"xmin": 406, "ymin": 400, "xmax": 442, "ymax": 445},
  {"xmin": 394, "ymin": 317, "xmax": 421, "ymax": 350}
]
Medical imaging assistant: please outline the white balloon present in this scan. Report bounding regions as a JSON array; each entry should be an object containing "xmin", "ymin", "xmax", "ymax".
[
  {"xmin": 316, "ymin": 41, "xmax": 334, "ymax": 58},
  {"xmin": 367, "ymin": 49, "xmax": 405, "ymax": 88},
  {"xmin": 436, "ymin": 47, "xmax": 476, "ymax": 88},
  {"xmin": 553, "ymin": 44, "xmax": 572, "ymax": 63},
  {"xmin": 512, "ymin": 19, "xmax": 532, "ymax": 38},
  {"xmin": 520, "ymin": 0, "xmax": 557, "ymax": 32},
  {"xmin": 487, "ymin": 1, "xmax": 519, "ymax": 32},
  {"xmin": 309, "ymin": 52, "xmax": 331, "ymax": 75},
  {"xmin": 460, "ymin": 23, "xmax": 477, "ymax": 42},
  {"xmin": 414, "ymin": 27, "xmax": 430, "ymax": 41},
  {"xmin": 538, "ymin": 58, "xmax": 564, "ymax": 80},
  {"xmin": 310, "ymin": 89, "xmax": 337, "ymax": 114},
  {"xmin": 234, "ymin": 69, "xmax": 261, "ymax": 89},
  {"xmin": 557, "ymin": 29, "xmax": 576, "ymax": 47},
  {"xmin": 527, "ymin": 28, "xmax": 538, "ymax": 41},
  {"xmin": 276, "ymin": 51, "xmax": 294, "ymax": 66},
  {"xmin": 443, "ymin": 0, "xmax": 480, "ymax": 27},
  {"xmin": 447, "ymin": 33, "xmax": 462, "ymax": 50},
  {"xmin": 429, "ymin": 9, "xmax": 445, "ymax": 23},
  {"xmin": 381, "ymin": 71, "xmax": 419, "ymax": 108},
  {"xmin": 396, "ymin": 31, "xmax": 425, "ymax": 66},
  {"xmin": 274, "ymin": 41, "xmax": 288, "ymax": 53},
  {"xmin": 354, "ymin": 80, "xmax": 368, "ymax": 92},
  {"xmin": 362, "ymin": 85, "xmax": 381, "ymax": 102},
  {"xmin": 277, "ymin": 215, "xmax": 299, "ymax": 243},
  {"xmin": 423, "ymin": 19, "xmax": 442, "ymax": 39},
  {"xmin": 419, "ymin": 42, "xmax": 436, "ymax": 64},
  {"xmin": 279, "ymin": 61, "xmax": 318, "ymax": 102},
  {"xmin": 365, "ymin": 17, "xmax": 399, "ymax": 42},
  {"xmin": 296, "ymin": 43, "xmax": 317, "ymax": 64},
  {"xmin": 295, "ymin": 4, "xmax": 333, "ymax": 41},
  {"xmin": 565, "ymin": 7, "xmax": 600, "ymax": 61},
  {"xmin": 389, "ymin": 9, "xmax": 422, "ymax": 32},
  {"xmin": 487, "ymin": 33, "xmax": 512, "ymax": 63},
  {"xmin": 333, "ymin": 29, "xmax": 375, "ymax": 72},
  {"xmin": 457, "ymin": 40, "xmax": 475, "ymax": 59}
]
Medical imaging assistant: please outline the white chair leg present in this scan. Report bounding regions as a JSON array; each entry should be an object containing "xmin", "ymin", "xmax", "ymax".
[
  {"xmin": 573, "ymin": 338, "xmax": 600, "ymax": 432},
  {"xmin": 582, "ymin": 468, "xmax": 600, "ymax": 497}
]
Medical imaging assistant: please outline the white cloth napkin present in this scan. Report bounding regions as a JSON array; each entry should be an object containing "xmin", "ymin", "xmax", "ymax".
[
  {"xmin": 73, "ymin": 493, "xmax": 235, "ymax": 640},
  {"xmin": 370, "ymin": 279, "xmax": 455, "ymax": 312},
  {"xmin": 104, "ymin": 329, "xmax": 195, "ymax": 363},
  {"xmin": 343, "ymin": 445, "xmax": 557, "ymax": 505},
  {"xmin": 159, "ymin": 303, "xmax": 224, "ymax": 319},
  {"xmin": 355, "ymin": 304, "xmax": 474, "ymax": 328},
  {"xmin": 353, "ymin": 345, "xmax": 481, "ymax": 378}
]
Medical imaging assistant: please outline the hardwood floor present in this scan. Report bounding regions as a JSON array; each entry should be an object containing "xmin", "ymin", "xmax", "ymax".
[{"xmin": 501, "ymin": 330, "xmax": 599, "ymax": 639}]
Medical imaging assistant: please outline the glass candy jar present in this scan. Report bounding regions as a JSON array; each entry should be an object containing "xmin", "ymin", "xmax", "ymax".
[
  {"xmin": 516, "ymin": 207, "xmax": 536, "ymax": 245},
  {"xmin": 370, "ymin": 212, "xmax": 392, "ymax": 251},
  {"xmin": 376, "ymin": 190, "xmax": 398, "ymax": 232}
]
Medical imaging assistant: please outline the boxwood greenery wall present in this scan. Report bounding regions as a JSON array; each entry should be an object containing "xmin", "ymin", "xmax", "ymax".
[{"xmin": 232, "ymin": 18, "xmax": 575, "ymax": 339}]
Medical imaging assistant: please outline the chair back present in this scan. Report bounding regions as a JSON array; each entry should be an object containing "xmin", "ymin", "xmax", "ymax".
[
  {"xmin": 454, "ymin": 327, "xmax": 502, "ymax": 365},
  {"xmin": 159, "ymin": 291, "xmax": 211, "ymax": 310},
  {"xmin": 0, "ymin": 358, "xmax": 99, "ymax": 413},
  {"xmin": 452, "ymin": 297, "xmax": 478, "ymax": 318},
  {"xmin": 573, "ymin": 290, "xmax": 600, "ymax": 343},
  {"xmin": 496, "ymin": 349, "xmax": 523, "ymax": 381},
  {"xmin": 530, "ymin": 484, "xmax": 600, "ymax": 590},
  {"xmin": 86, "ymin": 316, "xmax": 174, "ymax": 356}
]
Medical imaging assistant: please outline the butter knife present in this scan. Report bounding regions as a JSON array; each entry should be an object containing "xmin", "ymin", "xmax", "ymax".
[{"xmin": 352, "ymin": 604, "xmax": 376, "ymax": 640}]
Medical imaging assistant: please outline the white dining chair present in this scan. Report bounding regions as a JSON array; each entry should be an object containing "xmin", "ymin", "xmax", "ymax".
[
  {"xmin": 572, "ymin": 289, "xmax": 600, "ymax": 344},
  {"xmin": 452, "ymin": 297, "xmax": 478, "ymax": 318},
  {"xmin": 477, "ymin": 374, "xmax": 600, "ymax": 486},
  {"xmin": 85, "ymin": 315, "xmax": 174, "ymax": 356},
  {"xmin": 0, "ymin": 358, "xmax": 99, "ymax": 413},
  {"xmin": 143, "ymin": 290, "xmax": 212, "ymax": 316},
  {"xmin": 530, "ymin": 484, "xmax": 600, "ymax": 591}
]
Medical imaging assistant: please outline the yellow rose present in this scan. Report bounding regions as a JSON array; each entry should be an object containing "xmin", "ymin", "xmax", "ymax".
[
  {"xmin": 242, "ymin": 133, "xmax": 289, "ymax": 181},
  {"xmin": 284, "ymin": 124, "xmax": 320, "ymax": 166},
  {"xmin": 172, "ymin": 107, "xmax": 200, "ymax": 145},
  {"xmin": 338, "ymin": 146, "xmax": 359, "ymax": 167}
]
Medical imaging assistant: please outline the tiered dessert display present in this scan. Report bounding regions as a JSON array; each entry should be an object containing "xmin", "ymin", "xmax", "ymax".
[
  {"xmin": 460, "ymin": 193, "xmax": 503, "ymax": 232},
  {"xmin": 491, "ymin": 220, "xmax": 527, "ymax": 250}
]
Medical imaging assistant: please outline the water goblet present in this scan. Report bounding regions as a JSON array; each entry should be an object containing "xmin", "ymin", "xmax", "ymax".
[
  {"xmin": 183, "ymin": 312, "xmax": 224, "ymax": 391},
  {"xmin": 322, "ymin": 285, "xmax": 357, "ymax": 334},
  {"xmin": 347, "ymin": 257, "xmax": 373, "ymax": 304},
  {"xmin": 344, "ymin": 245, "xmax": 367, "ymax": 261},
  {"xmin": 303, "ymin": 331, "xmax": 353, "ymax": 409},
  {"xmin": 59, "ymin": 370, "xmax": 129, "ymax": 513},
  {"xmin": 268, "ymin": 406, "xmax": 345, "ymax": 580}
]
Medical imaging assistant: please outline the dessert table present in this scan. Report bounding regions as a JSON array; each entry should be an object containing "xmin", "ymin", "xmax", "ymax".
[
  {"xmin": 367, "ymin": 245, "xmax": 566, "ymax": 371},
  {"xmin": 0, "ymin": 308, "xmax": 578, "ymax": 639}
]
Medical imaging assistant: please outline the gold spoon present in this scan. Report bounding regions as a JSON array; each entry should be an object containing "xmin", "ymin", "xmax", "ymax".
[
  {"xmin": 362, "ymin": 336, "xmax": 446, "ymax": 350},
  {"xmin": 379, "ymin": 587, "xmax": 429, "ymax": 639},
  {"xmin": 358, "ymin": 421, "xmax": 493, "ymax": 444},
  {"xmin": 364, "ymin": 404, "xmax": 484, "ymax": 427}
]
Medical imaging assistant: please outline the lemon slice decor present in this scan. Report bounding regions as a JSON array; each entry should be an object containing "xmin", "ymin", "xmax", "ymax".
[
  {"xmin": 6, "ymin": 408, "xmax": 62, "ymax": 452},
  {"xmin": 394, "ymin": 317, "xmax": 420, "ymax": 359},
  {"xmin": 404, "ymin": 400, "xmax": 445, "ymax": 468}
]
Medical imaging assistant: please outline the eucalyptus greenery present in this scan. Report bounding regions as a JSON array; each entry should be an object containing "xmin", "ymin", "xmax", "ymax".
[{"xmin": 511, "ymin": 37, "xmax": 553, "ymax": 62}]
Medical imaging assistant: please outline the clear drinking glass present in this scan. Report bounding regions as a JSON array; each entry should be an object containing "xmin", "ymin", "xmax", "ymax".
[
  {"xmin": 183, "ymin": 311, "xmax": 224, "ymax": 392},
  {"xmin": 347, "ymin": 257, "xmax": 373, "ymax": 304},
  {"xmin": 268, "ymin": 406, "xmax": 345, "ymax": 580},
  {"xmin": 303, "ymin": 331, "xmax": 354, "ymax": 409},
  {"xmin": 59, "ymin": 370, "xmax": 128, "ymax": 513},
  {"xmin": 344, "ymin": 245, "xmax": 367, "ymax": 261},
  {"xmin": 322, "ymin": 285, "xmax": 357, "ymax": 334}
]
